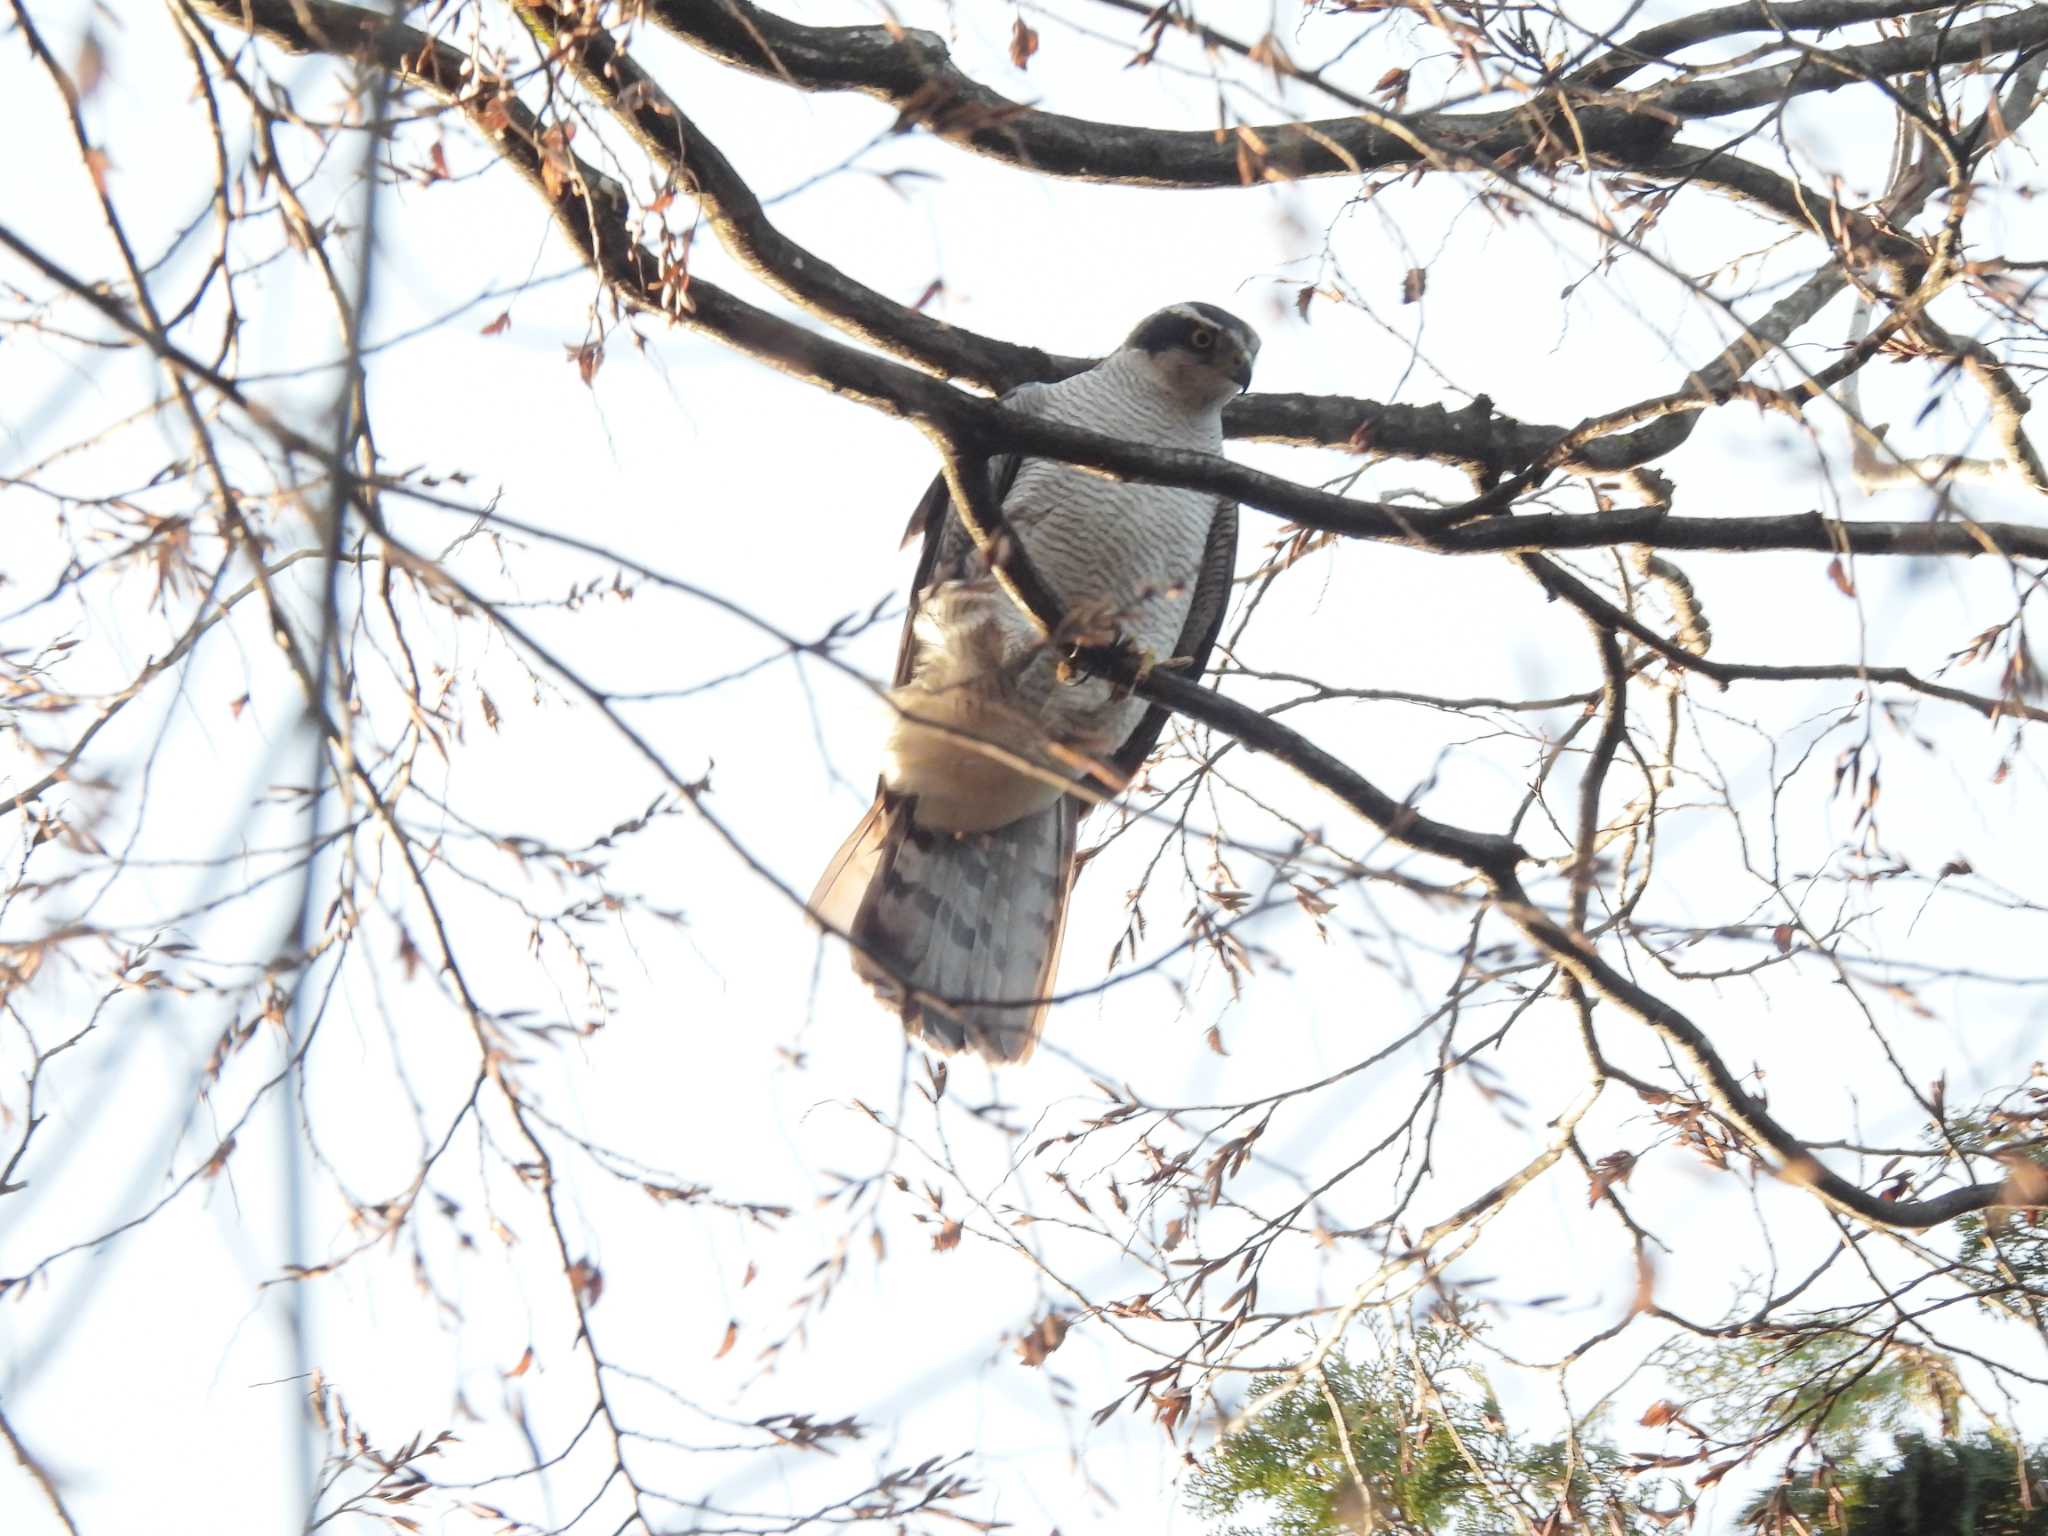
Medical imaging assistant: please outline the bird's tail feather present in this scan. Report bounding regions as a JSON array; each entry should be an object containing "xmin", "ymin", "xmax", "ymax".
[{"xmin": 810, "ymin": 794, "xmax": 1078, "ymax": 1063}]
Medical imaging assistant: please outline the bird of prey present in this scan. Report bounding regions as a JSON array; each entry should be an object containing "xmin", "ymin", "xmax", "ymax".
[{"xmin": 812, "ymin": 302, "xmax": 1258, "ymax": 1064}]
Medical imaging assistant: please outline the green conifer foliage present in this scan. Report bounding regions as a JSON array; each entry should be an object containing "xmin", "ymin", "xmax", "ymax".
[{"xmin": 1186, "ymin": 1327, "xmax": 1644, "ymax": 1535}]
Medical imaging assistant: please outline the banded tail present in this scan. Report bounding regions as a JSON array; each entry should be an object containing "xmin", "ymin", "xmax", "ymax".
[{"xmin": 811, "ymin": 794, "xmax": 1080, "ymax": 1063}]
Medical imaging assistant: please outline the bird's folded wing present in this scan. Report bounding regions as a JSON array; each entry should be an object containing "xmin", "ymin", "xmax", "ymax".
[{"xmin": 1103, "ymin": 498, "xmax": 1239, "ymax": 791}]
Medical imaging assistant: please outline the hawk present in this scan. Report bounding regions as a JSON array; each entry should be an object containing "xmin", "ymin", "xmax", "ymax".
[{"xmin": 812, "ymin": 303, "xmax": 1259, "ymax": 1063}]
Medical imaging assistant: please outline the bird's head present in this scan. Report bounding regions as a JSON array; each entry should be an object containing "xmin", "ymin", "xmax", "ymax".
[{"xmin": 1121, "ymin": 302, "xmax": 1260, "ymax": 408}]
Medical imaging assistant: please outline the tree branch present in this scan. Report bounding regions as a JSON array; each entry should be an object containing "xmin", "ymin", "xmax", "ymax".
[
  {"xmin": 1572, "ymin": 0, "xmax": 1979, "ymax": 89},
  {"xmin": 171, "ymin": 0, "xmax": 2048, "ymax": 1240},
  {"xmin": 184, "ymin": 0, "xmax": 2026, "ymax": 495},
  {"xmin": 644, "ymin": 0, "xmax": 1680, "ymax": 186},
  {"xmin": 1651, "ymin": 5, "xmax": 2048, "ymax": 119},
  {"xmin": 646, "ymin": 0, "xmax": 2047, "ymax": 187},
  {"xmin": 1119, "ymin": 666, "xmax": 2038, "ymax": 1231}
]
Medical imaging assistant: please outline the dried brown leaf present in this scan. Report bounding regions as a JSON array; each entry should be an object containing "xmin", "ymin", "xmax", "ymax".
[
  {"xmin": 1009, "ymin": 17, "xmax": 1040, "ymax": 71},
  {"xmin": 75, "ymin": 31, "xmax": 105, "ymax": 101},
  {"xmin": 1587, "ymin": 1149, "xmax": 1636, "ymax": 1206},
  {"xmin": 1015, "ymin": 1311, "xmax": 1069, "ymax": 1367},
  {"xmin": 201, "ymin": 1136, "xmax": 236, "ymax": 1179},
  {"xmin": 1153, "ymin": 1387, "xmax": 1192, "ymax": 1438}
]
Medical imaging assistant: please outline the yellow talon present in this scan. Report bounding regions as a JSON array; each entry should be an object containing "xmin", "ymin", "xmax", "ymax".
[
  {"xmin": 1133, "ymin": 647, "xmax": 1194, "ymax": 685},
  {"xmin": 1113, "ymin": 643, "xmax": 1193, "ymax": 698}
]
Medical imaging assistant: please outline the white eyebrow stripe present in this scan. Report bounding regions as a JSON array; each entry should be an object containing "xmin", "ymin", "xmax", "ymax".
[{"xmin": 1162, "ymin": 304, "xmax": 1256, "ymax": 349}]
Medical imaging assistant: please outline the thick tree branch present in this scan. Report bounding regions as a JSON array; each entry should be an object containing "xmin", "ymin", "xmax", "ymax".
[
  {"xmin": 1572, "ymin": 0, "xmax": 1978, "ymax": 88},
  {"xmin": 1651, "ymin": 6, "xmax": 2048, "ymax": 119},
  {"xmin": 190, "ymin": 0, "xmax": 2036, "ymax": 501},
  {"xmin": 648, "ymin": 0, "xmax": 2046, "ymax": 187},
  {"xmin": 172, "ymin": 0, "xmax": 1633, "ymax": 474},
  {"xmin": 1634, "ymin": 140, "xmax": 1930, "ymax": 280},
  {"xmin": 645, "ymin": 0, "xmax": 1680, "ymax": 186},
  {"xmin": 531, "ymin": 0, "xmax": 2025, "ymax": 494},
  {"xmin": 1422, "ymin": 507, "xmax": 2048, "ymax": 562},
  {"xmin": 15, "ymin": 156, "xmax": 2044, "ymax": 579},
  {"xmin": 509, "ymin": 0, "xmax": 1079, "ymax": 392}
]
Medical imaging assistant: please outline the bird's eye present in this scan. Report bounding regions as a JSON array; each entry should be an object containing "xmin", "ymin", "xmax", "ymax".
[{"xmin": 1189, "ymin": 328, "xmax": 1215, "ymax": 350}]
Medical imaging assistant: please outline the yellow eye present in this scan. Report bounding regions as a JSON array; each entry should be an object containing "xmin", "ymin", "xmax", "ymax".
[{"xmin": 1189, "ymin": 327, "xmax": 1215, "ymax": 350}]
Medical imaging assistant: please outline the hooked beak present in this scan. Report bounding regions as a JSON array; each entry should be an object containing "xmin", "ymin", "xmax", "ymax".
[{"xmin": 1226, "ymin": 345, "xmax": 1255, "ymax": 393}]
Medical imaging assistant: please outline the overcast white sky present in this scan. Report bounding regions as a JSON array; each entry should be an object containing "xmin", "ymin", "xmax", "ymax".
[{"xmin": 5, "ymin": 2, "xmax": 2046, "ymax": 1533}]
